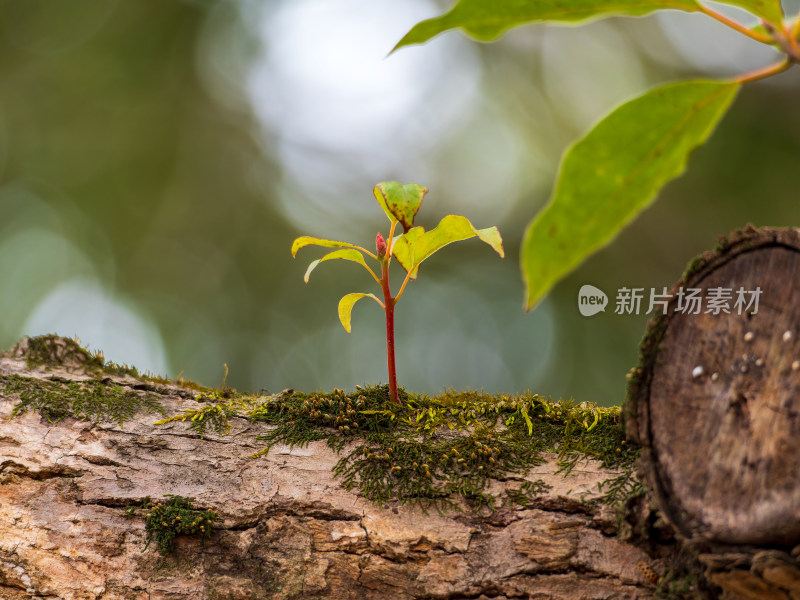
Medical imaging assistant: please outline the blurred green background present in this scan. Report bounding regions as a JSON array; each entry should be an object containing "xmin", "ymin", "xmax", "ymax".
[{"xmin": 1, "ymin": 0, "xmax": 798, "ymax": 405}]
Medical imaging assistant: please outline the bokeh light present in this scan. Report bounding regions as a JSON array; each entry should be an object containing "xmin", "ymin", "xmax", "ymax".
[{"xmin": 246, "ymin": 0, "xmax": 483, "ymax": 235}]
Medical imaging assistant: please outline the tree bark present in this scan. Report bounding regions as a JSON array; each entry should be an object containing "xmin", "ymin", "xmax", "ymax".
[
  {"xmin": 0, "ymin": 344, "xmax": 662, "ymax": 600},
  {"xmin": 627, "ymin": 226, "xmax": 800, "ymax": 599}
]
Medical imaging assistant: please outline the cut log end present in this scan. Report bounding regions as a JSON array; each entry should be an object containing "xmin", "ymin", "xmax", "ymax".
[{"xmin": 627, "ymin": 226, "xmax": 800, "ymax": 547}]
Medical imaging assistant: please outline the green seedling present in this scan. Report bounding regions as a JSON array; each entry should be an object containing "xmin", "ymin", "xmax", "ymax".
[{"xmin": 292, "ymin": 182, "xmax": 504, "ymax": 403}]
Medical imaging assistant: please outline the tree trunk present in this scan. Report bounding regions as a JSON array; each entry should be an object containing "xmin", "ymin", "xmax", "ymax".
[
  {"xmin": 627, "ymin": 225, "xmax": 800, "ymax": 599},
  {"xmin": 0, "ymin": 342, "xmax": 663, "ymax": 600}
]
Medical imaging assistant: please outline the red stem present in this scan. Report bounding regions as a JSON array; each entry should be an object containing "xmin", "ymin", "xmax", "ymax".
[{"xmin": 380, "ymin": 260, "xmax": 399, "ymax": 403}]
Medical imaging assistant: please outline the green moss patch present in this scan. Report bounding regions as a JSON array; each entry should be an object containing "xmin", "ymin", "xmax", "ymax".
[
  {"xmin": 159, "ymin": 385, "xmax": 640, "ymax": 512},
  {"xmin": 134, "ymin": 495, "xmax": 218, "ymax": 555},
  {"xmin": 8, "ymin": 334, "xmax": 170, "ymax": 380},
  {"xmin": 2, "ymin": 373, "xmax": 165, "ymax": 426},
  {"xmin": 18, "ymin": 334, "xmax": 106, "ymax": 371}
]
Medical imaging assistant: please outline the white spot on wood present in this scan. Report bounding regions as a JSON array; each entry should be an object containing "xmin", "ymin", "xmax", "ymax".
[
  {"xmin": 784, "ymin": 330, "xmax": 793, "ymax": 342},
  {"xmin": 755, "ymin": 358, "xmax": 764, "ymax": 367},
  {"xmin": 744, "ymin": 331, "xmax": 754, "ymax": 342},
  {"xmin": 711, "ymin": 372, "xmax": 719, "ymax": 381},
  {"xmin": 692, "ymin": 366, "xmax": 703, "ymax": 378}
]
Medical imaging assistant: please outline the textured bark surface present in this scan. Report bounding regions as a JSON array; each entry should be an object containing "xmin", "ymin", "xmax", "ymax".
[
  {"xmin": 627, "ymin": 226, "xmax": 800, "ymax": 599},
  {"xmin": 0, "ymin": 348, "xmax": 659, "ymax": 600}
]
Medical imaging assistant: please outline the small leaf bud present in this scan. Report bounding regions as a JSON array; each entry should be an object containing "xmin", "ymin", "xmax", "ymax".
[{"xmin": 376, "ymin": 232, "xmax": 387, "ymax": 257}]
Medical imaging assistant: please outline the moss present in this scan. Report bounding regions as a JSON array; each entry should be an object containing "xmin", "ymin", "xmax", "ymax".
[
  {"xmin": 21, "ymin": 334, "xmax": 105, "ymax": 371},
  {"xmin": 8, "ymin": 335, "xmax": 228, "ymax": 398},
  {"xmin": 680, "ymin": 253, "xmax": 707, "ymax": 283},
  {"xmin": 154, "ymin": 392, "xmax": 253, "ymax": 438},
  {"xmin": 136, "ymin": 495, "xmax": 218, "ymax": 555},
  {"xmin": 159, "ymin": 384, "xmax": 640, "ymax": 513},
  {"xmin": 11, "ymin": 334, "xmax": 195, "ymax": 383},
  {"xmin": 153, "ymin": 378, "xmax": 265, "ymax": 438},
  {"xmin": 250, "ymin": 385, "xmax": 405, "ymax": 453},
  {"xmin": 713, "ymin": 234, "xmax": 730, "ymax": 254},
  {"xmin": 328, "ymin": 391, "xmax": 628, "ymax": 512},
  {"xmin": 506, "ymin": 479, "xmax": 552, "ymax": 508},
  {"xmin": 99, "ymin": 359, "xmax": 141, "ymax": 378},
  {"xmin": 3, "ymin": 373, "xmax": 165, "ymax": 426}
]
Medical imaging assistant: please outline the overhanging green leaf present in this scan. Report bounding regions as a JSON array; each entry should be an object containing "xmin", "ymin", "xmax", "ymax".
[
  {"xmin": 373, "ymin": 182, "xmax": 429, "ymax": 232},
  {"xmin": 522, "ymin": 80, "xmax": 739, "ymax": 310},
  {"xmin": 393, "ymin": 0, "xmax": 700, "ymax": 50},
  {"xmin": 291, "ymin": 236, "xmax": 374, "ymax": 259},
  {"xmin": 393, "ymin": 215, "xmax": 504, "ymax": 279},
  {"xmin": 303, "ymin": 249, "xmax": 377, "ymax": 283},
  {"xmin": 338, "ymin": 293, "xmax": 383, "ymax": 333}
]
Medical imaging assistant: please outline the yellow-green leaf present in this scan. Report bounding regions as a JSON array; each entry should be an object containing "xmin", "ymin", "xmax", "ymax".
[
  {"xmin": 393, "ymin": 215, "xmax": 504, "ymax": 279},
  {"xmin": 393, "ymin": 0, "xmax": 701, "ymax": 50},
  {"xmin": 338, "ymin": 293, "xmax": 383, "ymax": 333},
  {"xmin": 373, "ymin": 182, "xmax": 428, "ymax": 232},
  {"xmin": 291, "ymin": 236, "xmax": 372, "ymax": 258},
  {"xmin": 390, "ymin": 228, "xmax": 422, "ymax": 279},
  {"xmin": 303, "ymin": 249, "xmax": 376, "ymax": 283},
  {"xmin": 522, "ymin": 80, "xmax": 739, "ymax": 310}
]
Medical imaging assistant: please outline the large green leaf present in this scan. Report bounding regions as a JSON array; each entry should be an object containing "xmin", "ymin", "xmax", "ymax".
[
  {"xmin": 373, "ymin": 182, "xmax": 429, "ymax": 233},
  {"xmin": 393, "ymin": 0, "xmax": 700, "ymax": 50},
  {"xmin": 291, "ymin": 236, "xmax": 372, "ymax": 258},
  {"xmin": 338, "ymin": 293, "xmax": 383, "ymax": 333},
  {"xmin": 303, "ymin": 249, "xmax": 376, "ymax": 283},
  {"xmin": 522, "ymin": 80, "xmax": 739, "ymax": 311},
  {"xmin": 393, "ymin": 214, "xmax": 504, "ymax": 279}
]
